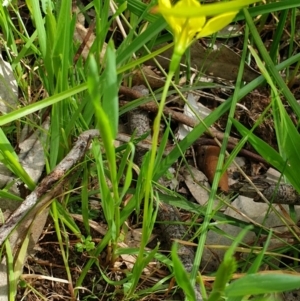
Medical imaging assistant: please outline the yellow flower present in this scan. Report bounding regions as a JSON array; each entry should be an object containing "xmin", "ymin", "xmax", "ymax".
[
  {"xmin": 155, "ymin": 0, "xmax": 238, "ymax": 56},
  {"xmin": 158, "ymin": 0, "xmax": 206, "ymax": 55}
]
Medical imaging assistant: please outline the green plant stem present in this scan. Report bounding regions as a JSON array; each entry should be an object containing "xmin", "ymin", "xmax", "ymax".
[
  {"xmin": 131, "ymin": 55, "xmax": 177, "ymax": 296},
  {"xmin": 142, "ymin": 69, "xmax": 174, "ymax": 240},
  {"xmin": 51, "ymin": 201, "xmax": 74, "ymax": 298},
  {"xmin": 142, "ymin": 50, "xmax": 179, "ymax": 220},
  {"xmin": 189, "ymin": 25, "xmax": 250, "ymax": 291}
]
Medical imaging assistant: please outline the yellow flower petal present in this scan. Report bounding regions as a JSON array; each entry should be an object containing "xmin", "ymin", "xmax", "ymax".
[
  {"xmin": 158, "ymin": 0, "xmax": 171, "ymax": 8},
  {"xmin": 156, "ymin": 0, "xmax": 238, "ymax": 56},
  {"xmin": 197, "ymin": 11, "xmax": 238, "ymax": 38},
  {"xmin": 188, "ymin": 16, "xmax": 206, "ymax": 35},
  {"xmin": 153, "ymin": 0, "xmax": 244, "ymax": 73},
  {"xmin": 174, "ymin": 0, "xmax": 205, "ymax": 31},
  {"xmin": 161, "ymin": 0, "xmax": 206, "ymax": 55}
]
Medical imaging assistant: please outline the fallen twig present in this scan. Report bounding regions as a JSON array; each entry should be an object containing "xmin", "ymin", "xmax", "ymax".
[
  {"xmin": 119, "ymin": 85, "xmax": 239, "ymax": 145},
  {"xmin": 0, "ymin": 129, "xmax": 100, "ymax": 246},
  {"xmin": 230, "ymin": 180, "xmax": 300, "ymax": 205}
]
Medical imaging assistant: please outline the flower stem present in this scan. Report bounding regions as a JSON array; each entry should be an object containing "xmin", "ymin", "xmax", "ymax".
[
  {"xmin": 137, "ymin": 52, "xmax": 179, "ymax": 259},
  {"xmin": 143, "ymin": 52, "xmax": 180, "ymax": 219},
  {"xmin": 142, "ymin": 69, "xmax": 174, "ymax": 224}
]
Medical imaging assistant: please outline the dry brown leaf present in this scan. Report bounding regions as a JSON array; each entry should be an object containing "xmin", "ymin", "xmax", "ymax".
[
  {"xmin": 132, "ymin": 66, "xmax": 165, "ymax": 89},
  {"xmin": 0, "ymin": 118, "xmax": 50, "ymax": 301},
  {"xmin": 182, "ymin": 165, "xmax": 210, "ymax": 206},
  {"xmin": 0, "ymin": 54, "xmax": 18, "ymax": 114},
  {"xmin": 74, "ymin": 22, "xmax": 107, "ymax": 63},
  {"xmin": 149, "ymin": 42, "xmax": 259, "ymax": 82},
  {"xmin": 195, "ymin": 145, "xmax": 229, "ymax": 192}
]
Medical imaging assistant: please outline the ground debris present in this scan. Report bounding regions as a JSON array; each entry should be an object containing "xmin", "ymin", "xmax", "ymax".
[{"xmin": 230, "ymin": 180, "xmax": 300, "ymax": 205}]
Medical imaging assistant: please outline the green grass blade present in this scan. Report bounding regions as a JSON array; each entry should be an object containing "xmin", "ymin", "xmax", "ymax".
[
  {"xmin": 244, "ymin": 7, "xmax": 300, "ymax": 119},
  {"xmin": 118, "ymin": 143, "xmax": 135, "ymax": 202},
  {"xmin": 25, "ymin": 0, "xmax": 46, "ymax": 57},
  {"xmin": 248, "ymin": 231, "xmax": 273, "ymax": 274},
  {"xmin": 0, "ymin": 190, "xmax": 23, "ymax": 202},
  {"xmin": 0, "ymin": 83, "xmax": 87, "ymax": 126},
  {"xmin": 269, "ymin": 9, "xmax": 288, "ymax": 62},
  {"xmin": 92, "ymin": 141, "xmax": 114, "ymax": 232},
  {"xmin": 5, "ymin": 239, "xmax": 16, "ymax": 301},
  {"xmin": 249, "ymin": 45, "xmax": 300, "ymax": 190},
  {"xmin": 208, "ymin": 226, "xmax": 252, "ymax": 301},
  {"xmin": 81, "ymin": 165, "xmax": 90, "ymax": 235},
  {"xmin": 116, "ymin": 17, "xmax": 167, "ymax": 67},
  {"xmin": 235, "ymin": 1, "xmax": 300, "ymax": 21},
  {"xmin": 232, "ymin": 120, "xmax": 299, "ymax": 191},
  {"xmin": 124, "ymin": 0, "xmax": 158, "ymax": 23}
]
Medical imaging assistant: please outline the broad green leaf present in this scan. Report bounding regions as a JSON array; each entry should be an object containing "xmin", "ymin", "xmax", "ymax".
[
  {"xmin": 226, "ymin": 273, "xmax": 300, "ymax": 296},
  {"xmin": 102, "ymin": 42, "xmax": 118, "ymax": 139},
  {"xmin": 40, "ymin": 0, "xmax": 52, "ymax": 14},
  {"xmin": 0, "ymin": 129, "xmax": 35, "ymax": 190}
]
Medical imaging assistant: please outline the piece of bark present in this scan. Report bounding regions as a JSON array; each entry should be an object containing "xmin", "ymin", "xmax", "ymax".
[
  {"xmin": 196, "ymin": 145, "xmax": 229, "ymax": 192},
  {"xmin": 157, "ymin": 203, "xmax": 203, "ymax": 301},
  {"xmin": 194, "ymin": 138, "xmax": 267, "ymax": 165},
  {"xmin": 230, "ymin": 181, "xmax": 300, "ymax": 205},
  {"xmin": 132, "ymin": 66, "xmax": 165, "ymax": 89},
  {"xmin": 127, "ymin": 85, "xmax": 151, "ymax": 167}
]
